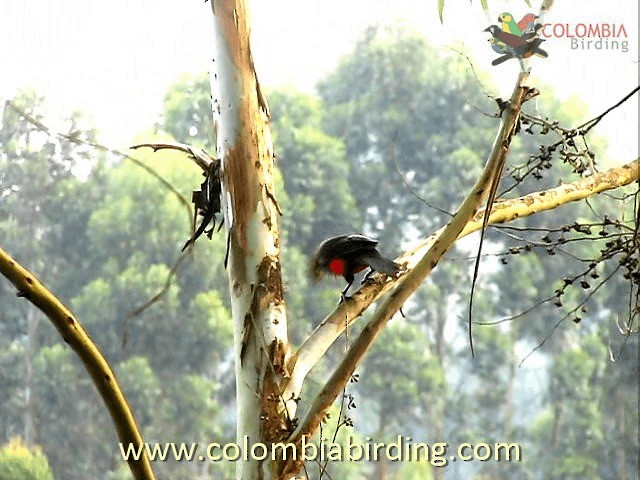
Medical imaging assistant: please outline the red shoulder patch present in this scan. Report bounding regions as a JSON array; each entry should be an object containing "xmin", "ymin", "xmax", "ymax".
[{"xmin": 328, "ymin": 258, "xmax": 345, "ymax": 276}]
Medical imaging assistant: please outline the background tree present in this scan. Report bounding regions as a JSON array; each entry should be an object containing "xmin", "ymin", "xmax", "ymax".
[
  {"xmin": 1, "ymin": 8, "xmax": 637, "ymax": 479},
  {"xmin": 0, "ymin": 437, "xmax": 54, "ymax": 480}
]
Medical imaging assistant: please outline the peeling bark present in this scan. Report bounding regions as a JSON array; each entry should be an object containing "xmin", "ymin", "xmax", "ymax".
[
  {"xmin": 207, "ymin": 1, "xmax": 638, "ymax": 479},
  {"xmin": 210, "ymin": 1, "xmax": 291, "ymax": 478}
]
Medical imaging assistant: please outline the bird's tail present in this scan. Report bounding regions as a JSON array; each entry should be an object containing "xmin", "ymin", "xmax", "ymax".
[{"xmin": 363, "ymin": 254, "xmax": 401, "ymax": 275}]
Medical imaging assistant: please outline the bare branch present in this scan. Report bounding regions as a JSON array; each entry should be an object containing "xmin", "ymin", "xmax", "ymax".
[
  {"xmin": 122, "ymin": 249, "xmax": 192, "ymax": 346},
  {"xmin": 130, "ymin": 141, "xmax": 217, "ymax": 172},
  {"xmin": 287, "ymin": 156, "xmax": 639, "ymax": 436},
  {"xmin": 389, "ymin": 132, "xmax": 453, "ymax": 217},
  {"xmin": 286, "ymin": 71, "xmax": 535, "ymax": 449},
  {"xmin": 5, "ymin": 102, "xmax": 193, "ymax": 222},
  {"xmin": 504, "ymin": 85, "xmax": 640, "ymax": 193},
  {"xmin": 0, "ymin": 247, "xmax": 156, "ymax": 480}
]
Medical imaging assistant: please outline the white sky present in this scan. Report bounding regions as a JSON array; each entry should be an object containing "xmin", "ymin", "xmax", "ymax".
[{"xmin": 2, "ymin": 0, "xmax": 638, "ymax": 162}]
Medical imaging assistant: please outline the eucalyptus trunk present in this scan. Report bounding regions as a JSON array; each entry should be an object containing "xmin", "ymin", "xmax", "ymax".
[{"xmin": 210, "ymin": 1, "xmax": 294, "ymax": 478}]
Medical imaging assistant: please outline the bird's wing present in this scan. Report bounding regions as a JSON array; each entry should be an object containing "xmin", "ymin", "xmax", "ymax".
[
  {"xmin": 361, "ymin": 254, "xmax": 400, "ymax": 274},
  {"xmin": 337, "ymin": 234, "xmax": 379, "ymax": 254},
  {"xmin": 534, "ymin": 47, "xmax": 548, "ymax": 57},
  {"xmin": 496, "ymin": 30, "xmax": 526, "ymax": 48},
  {"xmin": 521, "ymin": 23, "xmax": 542, "ymax": 39}
]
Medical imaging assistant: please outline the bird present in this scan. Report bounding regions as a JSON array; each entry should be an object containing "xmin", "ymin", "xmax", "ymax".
[
  {"xmin": 517, "ymin": 13, "xmax": 539, "ymax": 35},
  {"xmin": 489, "ymin": 36, "xmax": 510, "ymax": 54},
  {"xmin": 518, "ymin": 38, "xmax": 548, "ymax": 58},
  {"xmin": 498, "ymin": 12, "xmax": 522, "ymax": 36},
  {"xmin": 309, "ymin": 234, "xmax": 401, "ymax": 297},
  {"xmin": 499, "ymin": 12, "xmax": 540, "ymax": 37},
  {"xmin": 484, "ymin": 25, "xmax": 529, "ymax": 51},
  {"xmin": 519, "ymin": 24, "xmax": 543, "ymax": 41},
  {"xmin": 490, "ymin": 37, "xmax": 547, "ymax": 65}
]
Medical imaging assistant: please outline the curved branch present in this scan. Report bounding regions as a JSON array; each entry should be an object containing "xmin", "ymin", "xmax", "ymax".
[
  {"xmin": 289, "ymin": 155, "xmax": 639, "ymax": 455},
  {"xmin": 0, "ymin": 248, "xmax": 156, "ymax": 480},
  {"xmin": 130, "ymin": 142, "xmax": 217, "ymax": 172},
  {"xmin": 283, "ymin": 72, "xmax": 535, "ymax": 462},
  {"xmin": 289, "ymin": 157, "xmax": 639, "ymax": 404}
]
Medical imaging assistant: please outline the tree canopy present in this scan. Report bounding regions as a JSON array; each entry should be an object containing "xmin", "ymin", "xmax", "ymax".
[{"xmin": 0, "ymin": 24, "xmax": 637, "ymax": 480}]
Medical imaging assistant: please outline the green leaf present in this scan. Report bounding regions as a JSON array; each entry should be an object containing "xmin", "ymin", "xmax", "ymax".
[
  {"xmin": 438, "ymin": 0, "xmax": 444, "ymax": 23},
  {"xmin": 480, "ymin": 0, "xmax": 489, "ymax": 13},
  {"xmin": 523, "ymin": 0, "xmax": 532, "ymax": 6}
]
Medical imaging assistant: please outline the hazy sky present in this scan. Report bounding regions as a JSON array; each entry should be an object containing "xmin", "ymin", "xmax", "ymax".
[{"xmin": 2, "ymin": 0, "xmax": 638, "ymax": 162}]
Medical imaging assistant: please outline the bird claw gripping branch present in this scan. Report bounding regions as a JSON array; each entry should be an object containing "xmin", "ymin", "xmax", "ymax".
[{"xmin": 182, "ymin": 159, "xmax": 223, "ymax": 251}]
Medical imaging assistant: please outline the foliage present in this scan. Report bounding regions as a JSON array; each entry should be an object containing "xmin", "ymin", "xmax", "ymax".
[
  {"xmin": 0, "ymin": 23, "xmax": 637, "ymax": 480},
  {"xmin": 0, "ymin": 437, "xmax": 55, "ymax": 480},
  {"xmin": 159, "ymin": 73, "xmax": 215, "ymax": 148},
  {"xmin": 318, "ymin": 25, "xmax": 496, "ymax": 248}
]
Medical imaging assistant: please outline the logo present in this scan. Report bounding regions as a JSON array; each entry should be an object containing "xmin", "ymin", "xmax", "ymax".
[
  {"xmin": 540, "ymin": 23, "xmax": 629, "ymax": 53},
  {"xmin": 484, "ymin": 12, "xmax": 548, "ymax": 67}
]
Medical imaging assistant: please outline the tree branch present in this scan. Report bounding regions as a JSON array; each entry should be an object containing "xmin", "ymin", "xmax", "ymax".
[
  {"xmin": 5, "ymin": 101, "xmax": 193, "ymax": 222},
  {"xmin": 0, "ymin": 248, "xmax": 156, "ymax": 480},
  {"xmin": 290, "ymin": 156, "xmax": 639, "ymax": 399},
  {"xmin": 130, "ymin": 141, "xmax": 217, "ymax": 172},
  {"xmin": 284, "ymin": 71, "xmax": 535, "ymax": 459},
  {"xmin": 288, "ymin": 154, "xmax": 638, "ymax": 459}
]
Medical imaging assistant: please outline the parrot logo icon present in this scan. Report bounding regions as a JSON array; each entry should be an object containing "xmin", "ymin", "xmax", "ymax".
[{"xmin": 484, "ymin": 12, "xmax": 548, "ymax": 67}]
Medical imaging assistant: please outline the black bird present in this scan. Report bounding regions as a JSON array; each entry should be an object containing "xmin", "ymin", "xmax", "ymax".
[
  {"xmin": 485, "ymin": 26, "xmax": 547, "ymax": 65},
  {"xmin": 309, "ymin": 234, "xmax": 401, "ymax": 297},
  {"xmin": 484, "ymin": 25, "xmax": 529, "ymax": 51}
]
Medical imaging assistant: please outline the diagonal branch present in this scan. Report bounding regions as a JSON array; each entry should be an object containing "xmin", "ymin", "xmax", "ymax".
[
  {"xmin": 288, "ymin": 154, "xmax": 639, "ymax": 450},
  {"xmin": 284, "ymin": 73, "xmax": 532, "ymax": 407},
  {"xmin": 284, "ymin": 71, "xmax": 534, "ymax": 452},
  {"xmin": 130, "ymin": 142, "xmax": 217, "ymax": 172},
  {"xmin": 0, "ymin": 248, "xmax": 156, "ymax": 480},
  {"xmin": 288, "ymin": 155, "xmax": 639, "ymax": 406},
  {"xmin": 5, "ymin": 101, "xmax": 193, "ymax": 221}
]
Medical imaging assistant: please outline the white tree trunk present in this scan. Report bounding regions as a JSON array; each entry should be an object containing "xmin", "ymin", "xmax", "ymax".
[{"xmin": 210, "ymin": 1, "xmax": 292, "ymax": 478}]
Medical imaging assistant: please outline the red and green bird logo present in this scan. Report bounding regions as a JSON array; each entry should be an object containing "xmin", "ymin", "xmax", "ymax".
[{"xmin": 485, "ymin": 12, "xmax": 548, "ymax": 67}]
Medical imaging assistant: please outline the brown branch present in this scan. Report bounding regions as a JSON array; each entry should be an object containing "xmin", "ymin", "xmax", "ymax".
[
  {"xmin": 6, "ymin": 102, "xmax": 193, "ymax": 222},
  {"xmin": 122, "ymin": 249, "xmax": 192, "ymax": 346},
  {"xmin": 0, "ymin": 248, "xmax": 156, "ymax": 480},
  {"xmin": 286, "ymin": 155, "xmax": 639, "ymax": 470},
  {"xmin": 120, "ymin": 142, "xmax": 221, "ymax": 335},
  {"xmin": 130, "ymin": 142, "xmax": 217, "ymax": 172},
  {"xmin": 285, "ymin": 72, "xmax": 534, "ymax": 463}
]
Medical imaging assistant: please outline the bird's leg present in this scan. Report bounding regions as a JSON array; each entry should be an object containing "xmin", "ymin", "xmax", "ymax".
[
  {"xmin": 339, "ymin": 280, "xmax": 353, "ymax": 303},
  {"xmin": 361, "ymin": 268, "xmax": 374, "ymax": 284},
  {"xmin": 339, "ymin": 275, "xmax": 355, "ymax": 303}
]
